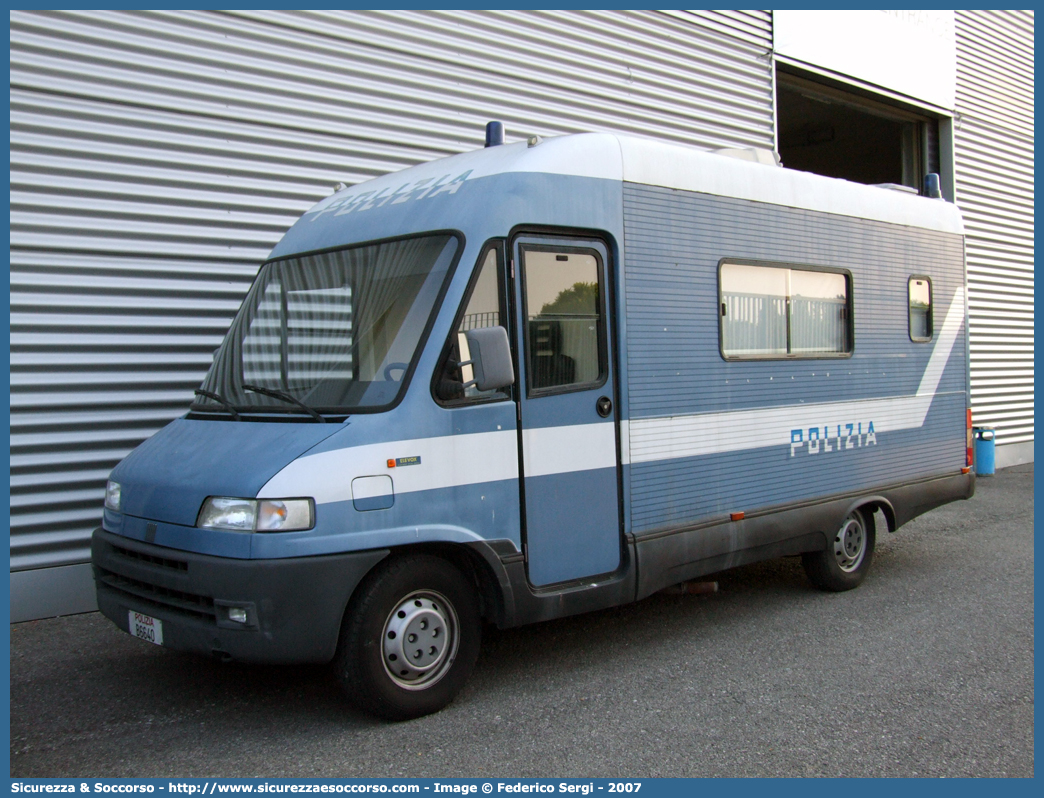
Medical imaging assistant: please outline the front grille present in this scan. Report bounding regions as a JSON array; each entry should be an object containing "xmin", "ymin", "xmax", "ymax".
[
  {"xmin": 97, "ymin": 568, "xmax": 216, "ymax": 622},
  {"xmin": 111, "ymin": 543, "xmax": 188, "ymax": 571}
]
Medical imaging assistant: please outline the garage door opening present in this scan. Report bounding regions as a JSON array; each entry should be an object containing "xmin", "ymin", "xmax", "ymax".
[{"xmin": 776, "ymin": 70, "xmax": 940, "ymax": 193}]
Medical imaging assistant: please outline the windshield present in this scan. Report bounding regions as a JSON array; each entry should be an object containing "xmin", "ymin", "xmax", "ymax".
[{"xmin": 195, "ymin": 233, "xmax": 459, "ymax": 417}]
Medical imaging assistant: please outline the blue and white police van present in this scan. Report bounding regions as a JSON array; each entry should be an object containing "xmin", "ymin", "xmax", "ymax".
[{"xmin": 93, "ymin": 125, "xmax": 975, "ymax": 719}]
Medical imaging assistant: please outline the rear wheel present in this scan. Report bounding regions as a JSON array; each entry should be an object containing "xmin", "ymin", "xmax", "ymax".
[
  {"xmin": 334, "ymin": 554, "xmax": 481, "ymax": 721},
  {"xmin": 802, "ymin": 508, "xmax": 876, "ymax": 591}
]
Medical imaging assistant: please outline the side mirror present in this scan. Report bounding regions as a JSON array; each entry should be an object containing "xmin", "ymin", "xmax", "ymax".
[{"xmin": 462, "ymin": 326, "xmax": 515, "ymax": 391}]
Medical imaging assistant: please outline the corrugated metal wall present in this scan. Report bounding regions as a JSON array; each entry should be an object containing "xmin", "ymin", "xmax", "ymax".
[
  {"xmin": 953, "ymin": 10, "xmax": 1034, "ymax": 454},
  {"xmin": 10, "ymin": 10, "xmax": 774, "ymax": 614}
]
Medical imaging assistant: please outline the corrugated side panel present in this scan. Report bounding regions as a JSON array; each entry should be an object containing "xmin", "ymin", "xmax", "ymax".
[
  {"xmin": 623, "ymin": 183, "xmax": 968, "ymax": 533},
  {"xmin": 10, "ymin": 10, "xmax": 774, "ymax": 579},
  {"xmin": 954, "ymin": 10, "xmax": 1034, "ymax": 447}
]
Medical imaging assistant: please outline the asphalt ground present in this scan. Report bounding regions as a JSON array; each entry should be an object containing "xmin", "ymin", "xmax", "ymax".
[{"xmin": 9, "ymin": 464, "xmax": 1034, "ymax": 778}]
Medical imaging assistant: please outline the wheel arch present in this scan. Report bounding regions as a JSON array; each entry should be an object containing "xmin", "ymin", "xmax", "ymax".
[
  {"xmin": 843, "ymin": 495, "xmax": 895, "ymax": 533},
  {"xmin": 338, "ymin": 541, "xmax": 509, "ymax": 629}
]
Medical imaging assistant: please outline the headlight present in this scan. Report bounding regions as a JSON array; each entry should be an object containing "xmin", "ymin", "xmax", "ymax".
[
  {"xmin": 198, "ymin": 497, "xmax": 256, "ymax": 531},
  {"xmin": 197, "ymin": 497, "xmax": 314, "ymax": 532},
  {"xmin": 104, "ymin": 480, "xmax": 122, "ymax": 511},
  {"xmin": 256, "ymin": 499, "xmax": 313, "ymax": 531}
]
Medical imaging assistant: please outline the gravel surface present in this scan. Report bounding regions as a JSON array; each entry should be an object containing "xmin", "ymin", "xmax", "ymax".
[{"xmin": 10, "ymin": 464, "xmax": 1033, "ymax": 778}]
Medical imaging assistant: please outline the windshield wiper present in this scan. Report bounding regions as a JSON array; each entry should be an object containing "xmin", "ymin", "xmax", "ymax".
[
  {"xmin": 193, "ymin": 389, "xmax": 241, "ymax": 421},
  {"xmin": 242, "ymin": 384, "xmax": 325, "ymax": 423}
]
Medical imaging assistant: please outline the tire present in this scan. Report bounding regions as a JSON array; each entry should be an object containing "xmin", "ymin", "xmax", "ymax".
[
  {"xmin": 334, "ymin": 554, "xmax": 481, "ymax": 721},
  {"xmin": 802, "ymin": 508, "xmax": 876, "ymax": 592}
]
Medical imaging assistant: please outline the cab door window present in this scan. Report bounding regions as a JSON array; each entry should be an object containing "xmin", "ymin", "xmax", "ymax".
[{"xmin": 433, "ymin": 244, "xmax": 510, "ymax": 404}]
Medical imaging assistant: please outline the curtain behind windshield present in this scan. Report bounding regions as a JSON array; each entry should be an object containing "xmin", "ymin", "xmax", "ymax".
[{"xmin": 200, "ymin": 234, "xmax": 457, "ymax": 414}]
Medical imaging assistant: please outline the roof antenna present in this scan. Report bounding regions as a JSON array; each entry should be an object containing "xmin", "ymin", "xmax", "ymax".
[{"xmin": 485, "ymin": 121, "xmax": 505, "ymax": 147}]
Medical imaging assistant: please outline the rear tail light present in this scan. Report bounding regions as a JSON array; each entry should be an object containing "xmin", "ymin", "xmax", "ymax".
[{"xmin": 966, "ymin": 408, "xmax": 974, "ymax": 467}]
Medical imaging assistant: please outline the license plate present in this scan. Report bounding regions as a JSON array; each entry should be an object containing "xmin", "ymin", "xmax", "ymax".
[{"xmin": 129, "ymin": 611, "xmax": 164, "ymax": 646}]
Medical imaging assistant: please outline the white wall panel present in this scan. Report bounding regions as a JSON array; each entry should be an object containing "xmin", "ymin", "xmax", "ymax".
[{"xmin": 10, "ymin": 10, "xmax": 774, "ymax": 617}]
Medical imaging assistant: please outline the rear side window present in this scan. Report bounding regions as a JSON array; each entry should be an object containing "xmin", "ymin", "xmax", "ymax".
[
  {"xmin": 909, "ymin": 276, "xmax": 933, "ymax": 341},
  {"xmin": 719, "ymin": 260, "xmax": 851, "ymax": 359}
]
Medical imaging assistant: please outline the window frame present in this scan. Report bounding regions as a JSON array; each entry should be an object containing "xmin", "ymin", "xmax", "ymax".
[
  {"xmin": 908, "ymin": 275, "xmax": 934, "ymax": 343},
  {"xmin": 519, "ymin": 243, "xmax": 609, "ymax": 399},
  {"xmin": 717, "ymin": 258, "xmax": 854, "ymax": 361},
  {"xmin": 431, "ymin": 238, "xmax": 513, "ymax": 408}
]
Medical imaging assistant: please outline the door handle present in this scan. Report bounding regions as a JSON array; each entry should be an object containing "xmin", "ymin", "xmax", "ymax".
[{"xmin": 596, "ymin": 396, "xmax": 613, "ymax": 418}]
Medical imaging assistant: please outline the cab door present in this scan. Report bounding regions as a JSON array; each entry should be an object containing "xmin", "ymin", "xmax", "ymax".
[{"xmin": 511, "ymin": 235, "xmax": 622, "ymax": 586}]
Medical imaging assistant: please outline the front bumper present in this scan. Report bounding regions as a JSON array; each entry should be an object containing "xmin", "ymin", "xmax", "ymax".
[{"xmin": 91, "ymin": 528, "xmax": 388, "ymax": 664}]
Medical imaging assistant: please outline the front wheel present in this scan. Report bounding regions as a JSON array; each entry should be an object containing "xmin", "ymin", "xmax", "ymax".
[
  {"xmin": 334, "ymin": 555, "xmax": 481, "ymax": 721},
  {"xmin": 802, "ymin": 508, "xmax": 876, "ymax": 592}
]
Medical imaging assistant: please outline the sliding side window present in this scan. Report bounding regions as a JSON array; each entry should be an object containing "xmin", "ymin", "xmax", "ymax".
[
  {"xmin": 908, "ymin": 276, "xmax": 933, "ymax": 342},
  {"xmin": 720, "ymin": 260, "xmax": 852, "ymax": 359}
]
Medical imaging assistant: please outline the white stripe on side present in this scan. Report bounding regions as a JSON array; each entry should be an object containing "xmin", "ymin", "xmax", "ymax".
[
  {"xmin": 914, "ymin": 285, "xmax": 966, "ymax": 400},
  {"xmin": 260, "ymin": 289, "xmax": 964, "ymax": 502},
  {"xmin": 258, "ymin": 429, "xmax": 518, "ymax": 506},
  {"xmin": 521, "ymin": 422, "xmax": 617, "ymax": 478}
]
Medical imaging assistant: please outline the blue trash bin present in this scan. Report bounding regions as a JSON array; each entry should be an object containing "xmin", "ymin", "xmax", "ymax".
[{"xmin": 974, "ymin": 427, "xmax": 996, "ymax": 475}]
